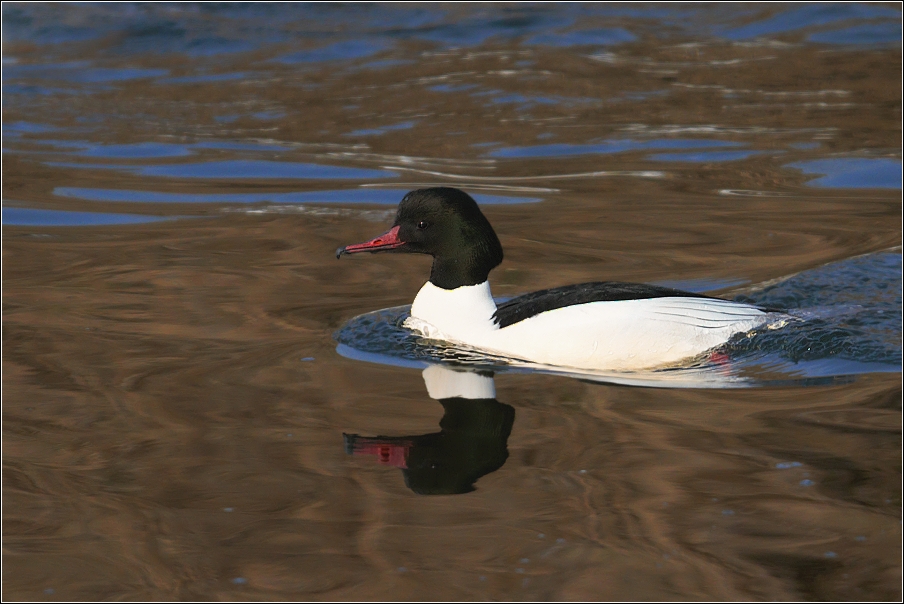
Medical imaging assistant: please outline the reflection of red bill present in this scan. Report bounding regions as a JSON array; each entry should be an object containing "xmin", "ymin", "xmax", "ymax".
[
  {"xmin": 708, "ymin": 351, "xmax": 731, "ymax": 367},
  {"xmin": 348, "ymin": 437, "xmax": 411, "ymax": 468}
]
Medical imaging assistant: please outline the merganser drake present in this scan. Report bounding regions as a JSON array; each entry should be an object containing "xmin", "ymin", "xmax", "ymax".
[{"xmin": 337, "ymin": 187, "xmax": 780, "ymax": 371}]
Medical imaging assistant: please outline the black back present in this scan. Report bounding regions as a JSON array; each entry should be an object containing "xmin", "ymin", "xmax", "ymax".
[{"xmin": 492, "ymin": 281, "xmax": 718, "ymax": 328}]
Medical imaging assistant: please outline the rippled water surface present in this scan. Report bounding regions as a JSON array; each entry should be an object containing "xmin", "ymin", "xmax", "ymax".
[{"xmin": 3, "ymin": 4, "xmax": 901, "ymax": 601}]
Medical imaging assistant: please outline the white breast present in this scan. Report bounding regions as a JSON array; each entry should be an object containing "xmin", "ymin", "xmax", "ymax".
[
  {"xmin": 408, "ymin": 281, "xmax": 499, "ymax": 341},
  {"xmin": 405, "ymin": 281, "xmax": 774, "ymax": 371}
]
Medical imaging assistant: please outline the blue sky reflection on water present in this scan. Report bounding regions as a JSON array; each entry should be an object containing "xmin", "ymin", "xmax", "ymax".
[
  {"xmin": 3, "ymin": 3, "xmax": 900, "ymax": 200},
  {"xmin": 489, "ymin": 139, "xmax": 741, "ymax": 159},
  {"xmin": 346, "ymin": 121, "xmax": 417, "ymax": 137},
  {"xmin": 52, "ymin": 187, "xmax": 540, "ymax": 206},
  {"xmin": 787, "ymin": 158, "xmax": 903, "ymax": 189},
  {"xmin": 718, "ymin": 3, "xmax": 902, "ymax": 41},
  {"xmin": 45, "ymin": 160, "xmax": 398, "ymax": 180},
  {"xmin": 2, "ymin": 62, "xmax": 169, "ymax": 84},
  {"xmin": 649, "ymin": 150, "xmax": 770, "ymax": 163},
  {"xmin": 3, "ymin": 3, "xmax": 899, "ymax": 54},
  {"xmin": 1, "ymin": 207, "xmax": 174, "ymax": 227},
  {"xmin": 271, "ymin": 40, "xmax": 392, "ymax": 65},
  {"xmin": 76, "ymin": 142, "xmax": 193, "ymax": 159}
]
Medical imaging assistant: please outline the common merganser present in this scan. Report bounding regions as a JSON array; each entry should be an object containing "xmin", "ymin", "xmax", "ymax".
[{"xmin": 337, "ymin": 187, "xmax": 781, "ymax": 371}]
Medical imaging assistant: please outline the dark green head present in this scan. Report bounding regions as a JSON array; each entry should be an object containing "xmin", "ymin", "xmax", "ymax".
[{"xmin": 337, "ymin": 187, "xmax": 504, "ymax": 289}]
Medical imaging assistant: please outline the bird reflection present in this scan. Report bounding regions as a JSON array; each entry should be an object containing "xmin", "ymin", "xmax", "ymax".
[{"xmin": 344, "ymin": 365, "xmax": 515, "ymax": 495}]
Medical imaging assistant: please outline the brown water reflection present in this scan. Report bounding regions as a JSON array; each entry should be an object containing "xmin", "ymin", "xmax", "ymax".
[
  {"xmin": 4, "ymin": 206, "xmax": 900, "ymax": 600},
  {"xmin": 3, "ymin": 4, "xmax": 902, "ymax": 601}
]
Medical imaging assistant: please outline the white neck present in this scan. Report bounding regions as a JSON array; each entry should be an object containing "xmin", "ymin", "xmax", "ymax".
[{"xmin": 408, "ymin": 281, "xmax": 498, "ymax": 343}]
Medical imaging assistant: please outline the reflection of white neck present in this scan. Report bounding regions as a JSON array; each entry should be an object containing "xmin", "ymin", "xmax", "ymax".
[{"xmin": 422, "ymin": 365, "xmax": 496, "ymax": 400}]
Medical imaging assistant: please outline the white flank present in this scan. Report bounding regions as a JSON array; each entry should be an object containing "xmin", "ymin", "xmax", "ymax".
[{"xmin": 404, "ymin": 281, "xmax": 776, "ymax": 371}]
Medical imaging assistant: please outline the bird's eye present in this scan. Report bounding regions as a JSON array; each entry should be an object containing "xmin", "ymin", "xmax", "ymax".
[{"xmin": 417, "ymin": 220, "xmax": 430, "ymax": 230}]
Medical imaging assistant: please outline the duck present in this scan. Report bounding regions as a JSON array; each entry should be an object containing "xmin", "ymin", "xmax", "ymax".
[{"xmin": 336, "ymin": 187, "xmax": 782, "ymax": 371}]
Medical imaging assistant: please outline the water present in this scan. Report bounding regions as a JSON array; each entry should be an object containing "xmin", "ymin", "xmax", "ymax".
[{"xmin": 3, "ymin": 4, "xmax": 901, "ymax": 601}]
